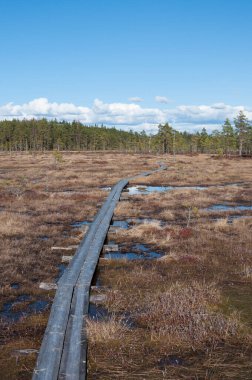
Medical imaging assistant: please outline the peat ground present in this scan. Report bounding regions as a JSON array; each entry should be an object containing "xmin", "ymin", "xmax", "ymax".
[
  {"xmin": 88, "ymin": 154, "xmax": 252, "ymax": 379},
  {"xmin": 0, "ymin": 152, "xmax": 251, "ymax": 379},
  {"xmin": 0, "ymin": 151, "xmax": 159, "ymax": 379}
]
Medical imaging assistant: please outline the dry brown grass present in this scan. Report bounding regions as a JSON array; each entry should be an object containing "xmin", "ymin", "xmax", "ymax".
[
  {"xmin": 0, "ymin": 151, "xmax": 166, "ymax": 379},
  {"xmin": 88, "ymin": 261, "xmax": 252, "ymax": 379},
  {"xmin": 87, "ymin": 154, "xmax": 252, "ymax": 379},
  {"xmin": 135, "ymin": 281, "xmax": 240, "ymax": 348},
  {"xmin": 87, "ymin": 315, "xmax": 129, "ymax": 343},
  {"xmin": 131, "ymin": 154, "xmax": 252, "ymax": 186},
  {"xmin": 1, "ymin": 152, "xmax": 251, "ymax": 379},
  {"xmin": 114, "ymin": 222, "xmax": 175, "ymax": 252}
]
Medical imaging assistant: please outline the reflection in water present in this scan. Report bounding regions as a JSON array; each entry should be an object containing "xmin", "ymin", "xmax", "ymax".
[
  {"xmin": 88, "ymin": 303, "xmax": 109, "ymax": 321},
  {"xmin": 111, "ymin": 220, "xmax": 129, "ymax": 229},
  {"xmin": 11, "ymin": 282, "xmax": 20, "ymax": 289},
  {"xmin": 70, "ymin": 220, "xmax": 92, "ymax": 228},
  {"xmin": 127, "ymin": 183, "xmax": 244, "ymax": 195},
  {"xmin": 128, "ymin": 185, "xmax": 207, "ymax": 195},
  {"xmin": 0, "ymin": 295, "xmax": 49, "ymax": 322},
  {"xmin": 206, "ymin": 204, "xmax": 252, "ymax": 212},
  {"xmin": 105, "ymin": 243, "xmax": 162, "ymax": 260}
]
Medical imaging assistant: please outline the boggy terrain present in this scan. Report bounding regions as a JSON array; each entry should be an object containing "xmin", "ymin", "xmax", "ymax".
[
  {"xmin": 0, "ymin": 152, "xmax": 251, "ymax": 379},
  {"xmin": 0, "ymin": 151, "xmax": 160, "ymax": 379},
  {"xmin": 87, "ymin": 155, "xmax": 252, "ymax": 379}
]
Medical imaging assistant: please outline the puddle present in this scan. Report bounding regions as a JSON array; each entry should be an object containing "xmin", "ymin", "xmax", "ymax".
[
  {"xmin": 38, "ymin": 235, "xmax": 49, "ymax": 241},
  {"xmin": 206, "ymin": 204, "xmax": 252, "ymax": 212},
  {"xmin": 105, "ymin": 252, "xmax": 142, "ymax": 260},
  {"xmin": 13, "ymin": 295, "xmax": 30, "ymax": 302},
  {"xmin": 106, "ymin": 240, "xmax": 116, "ymax": 246},
  {"xmin": 215, "ymin": 215, "xmax": 252, "ymax": 224},
  {"xmin": 127, "ymin": 185, "xmax": 207, "ymax": 195},
  {"xmin": 111, "ymin": 219, "xmax": 165, "ymax": 230},
  {"xmin": 0, "ymin": 295, "xmax": 31, "ymax": 322},
  {"xmin": 70, "ymin": 220, "xmax": 92, "ymax": 228},
  {"xmin": 88, "ymin": 303, "xmax": 110, "ymax": 321},
  {"xmin": 127, "ymin": 183, "xmax": 244, "ymax": 195},
  {"xmin": 28, "ymin": 300, "xmax": 49, "ymax": 313},
  {"xmin": 128, "ymin": 218, "xmax": 165, "ymax": 226},
  {"xmin": 0, "ymin": 295, "xmax": 49, "ymax": 322},
  {"xmin": 229, "ymin": 215, "xmax": 252, "ymax": 222},
  {"xmin": 105, "ymin": 243, "xmax": 162, "ymax": 260},
  {"xmin": 56, "ymin": 264, "xmax": 67, "ymax": 282},
  {"xmin": 111, "ymin": 220, "xmax": 129, "ymax": 229},
  {"xmin": 10, "ymin": 282, "xmax": 20, "ymax": 289},
  {"xmin": 88, "ymin": 303, "xmax": 135, "ymax": 329},
  {"xmin": 111, "ymin": 218, "xmax": 163, "ymax": 230}
]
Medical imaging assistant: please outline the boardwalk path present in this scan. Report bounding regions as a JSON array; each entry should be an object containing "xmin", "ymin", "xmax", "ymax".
[{"xmin": 33, "ymin": 164, "xmax": 166, "ymax": 380}]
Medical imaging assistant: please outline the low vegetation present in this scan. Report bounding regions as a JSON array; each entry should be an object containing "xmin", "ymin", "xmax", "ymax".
[
  {"xmin": 88, "ymin": 154, "xmax": 252, "ymax": 379},
  {"xmin": 0, "ymin": 152, "xmax": 251, "ymax": 379},
  {"xmin": 0, "ymin": 151, "xmax": 160, "ymax": 379}
]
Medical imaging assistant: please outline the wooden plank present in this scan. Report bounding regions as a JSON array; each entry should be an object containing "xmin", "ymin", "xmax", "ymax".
[
  {"xmin": 62, "ymin": 256, "xmax": 73, "ymax": 263},
  {"xmin": 108, "ymin": 226, "xmax": 119, "ymax": 233},
  {"xmin": 58, "ymin": 180, "xmax": 127, "ymax": 379},
  {"xmin": 102, "ymin": 244, "xmax": 119, "ymax": 253},
  {"xmin": 33, "ymin": 182, "xmax": 124, "ymax": 380},
  {"xmin": 33, "ymin": 166, "xmax": 166, "ymax": 380},
  {"xmin": 51, "ymin": 246, "xmax": 78, "ymax": 252},
  {"xmin": 39, "ymin": 282, "xmax": 58, "ymax": 290},
  {"xmin": 119, "ymin": 195, "xmax": 130, "ymax": 201}
]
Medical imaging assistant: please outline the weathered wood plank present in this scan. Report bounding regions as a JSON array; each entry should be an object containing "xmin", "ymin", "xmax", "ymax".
[
  {"xmin": 61, "ymin": 256, "xmax": 73, "ymax": 263},
  {"xmin": 39, "ymin": 282, "xmax": 58, "ymax": 290},
  {"xmin": 33, "ymin": 166, "xmax": 166, "ymax": 380},
  {"xmin": 33, "ymin": 181, "xmax": 124, "ymax": 380},
  {"xmin": 51, "ymin": 246, "xmax": 78, "ymax": 252},
  {"xmin": 102, "ymin": 244, "xmax": 119, "ymax": 253}
]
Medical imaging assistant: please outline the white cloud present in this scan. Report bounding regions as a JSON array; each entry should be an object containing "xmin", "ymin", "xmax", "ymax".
[
  {"xmin": 0, "ymin": 98, "xmax": 92, "ymax": 122},
  {"xmin": 128, "ymin": 97, "xmax": 144, "ymax": 103},
  {"xmin": 155, "ymin": 96, "xmax": 171, "ymax": 104},
  {"xmin": 0, "ymin": 97, "xmax": 251, "ymax": 133}
]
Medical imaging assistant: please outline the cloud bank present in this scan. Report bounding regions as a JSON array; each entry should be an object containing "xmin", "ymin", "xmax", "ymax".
[{"xmin": 0, "ymin": 98, "xmax": 251, "ymax": 133}]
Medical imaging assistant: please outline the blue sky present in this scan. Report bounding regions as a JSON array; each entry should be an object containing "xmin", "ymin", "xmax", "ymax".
[{"xmin": 0, "ymin": 0, "xmax": 252, "ymax": 132}]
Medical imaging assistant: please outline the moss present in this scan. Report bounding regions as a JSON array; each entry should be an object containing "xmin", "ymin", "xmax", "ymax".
[{"xmin": 221, "ymin": 283, "xmax": 252, "ymax": 327}]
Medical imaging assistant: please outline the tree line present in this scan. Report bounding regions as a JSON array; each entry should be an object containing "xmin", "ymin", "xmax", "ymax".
[{"xmin": 0, "ymin": 111, "xmax": 251, "ymax": 156}]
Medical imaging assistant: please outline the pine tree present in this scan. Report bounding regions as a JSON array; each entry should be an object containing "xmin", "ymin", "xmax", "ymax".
[
  {"xmin": 234, "ymin": 111, "xmax": 250, "ymax": 156},
  {"xmin": 157, "ymin": 123, "xmax": 173, "ymax": 153},
  {"xmin": 222, "ymin": 118, "xmax": 236, "ymax": 156}
]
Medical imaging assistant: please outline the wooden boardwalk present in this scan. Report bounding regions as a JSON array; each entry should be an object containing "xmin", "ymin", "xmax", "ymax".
[{"xmin": 33, "ymin": 165, "xmax": 165, "ymax": 380}]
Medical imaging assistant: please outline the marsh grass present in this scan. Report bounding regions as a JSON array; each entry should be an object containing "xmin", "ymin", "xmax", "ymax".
[
  {"xmin": 1, "ymin": 152, "xmax": 251, "ymax": 379},
  {"xmin": 0, "ymin": 151, "xmax": 164, "ymax": 379},
  {"xmin": 87, "ymin": 154, "xmax": 252, "ymax": 378},
  {"xmin": 87, "ymin": 315, "xmax": 129, "ymax": 343},
  {"xmin": 135, "ymin": 282, "xmax": 240, "ymax": 349}
]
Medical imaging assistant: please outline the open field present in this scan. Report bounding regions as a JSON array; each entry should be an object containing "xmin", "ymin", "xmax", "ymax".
[{"xmin": 0, "ymin": 152, "xmax": 251, "ymax": 379}]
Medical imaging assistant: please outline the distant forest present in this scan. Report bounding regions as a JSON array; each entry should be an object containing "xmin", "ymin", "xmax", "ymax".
[{"xmin": 0, "ymin": 111, "xmax": 251, "ymax": 156}]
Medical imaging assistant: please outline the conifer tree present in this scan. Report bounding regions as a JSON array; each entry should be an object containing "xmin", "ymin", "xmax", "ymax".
[
  {"xmin": 234, "ymin": 111, "xmax": 250, "ymax": 156},
  {"xmin": 222, "ymin": 118, "xmax": 236, "ymax": 156}
]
